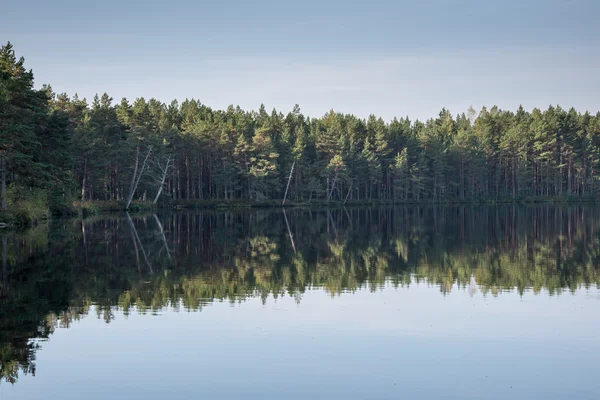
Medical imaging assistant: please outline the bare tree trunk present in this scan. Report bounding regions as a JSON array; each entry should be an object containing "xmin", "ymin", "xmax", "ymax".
[
  {"xmin": 186, "ymin": 153, "xmax": 190, "ymax": 200},
  {"xmin": 282, "ymin": 160, "xmax": 295, "ymax": 206},
  {"xmin": 114, "ymin": 162, "xmax": 119, "ymax": 200},
  {"xmin": 1, "ymin": 153, "xmax": 6, "ymax": 211},
  {"xmin": 327, "ymin": 174, "xmax": 338, "ymax": 202},
  {"xmin": 208, "ymin": 162, "xmax": 212, "ymax": 199},
  {"xmin": 344, "ymin": 184, "xmax": 352, "ymax": 205},
  {"xmin": 153, "ymin": 155, "xmax": 172, "ymax": 204},
  {"xmin": 198, "ymin": 158, "xmax": 202, "ymax": 200},
  {"xmin": 126, "ymin": 146, "xmax": 152, "ymax": 210},
  {"xmin": 567, "ymin": 157, "xmax": 572, "ymax": 196},
  {"xmin": 245, "ymin": 159, "xmax": 251, "ymax": 200},
  {"xmin": 200, "ymin": 156, "xmax": 204, "ymax": 200},
  {"xmin": 126, "ymin": 147, "xmax": 140, "ymax": 208},
  {"xmin": 81, "ymin": 158, "xmax": 87, "ymax": 205},
  {"xmin": 295, "ymin": 168, "xmax": 299, "ymax": 201}
]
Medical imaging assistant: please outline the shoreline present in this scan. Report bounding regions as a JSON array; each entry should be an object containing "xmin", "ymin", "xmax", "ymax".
[
  {"xmin": 83, "ymin": 197, "xmax": 600, "ymax": 214},
  {"xmin": 0, "ymin": 197, "xmax": 598, "ymax": 227}
]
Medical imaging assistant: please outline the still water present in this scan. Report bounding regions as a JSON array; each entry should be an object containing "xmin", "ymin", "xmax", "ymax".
[{"xmin": 1, "ymin": 206, "xmax": 599, "ymax": 399}]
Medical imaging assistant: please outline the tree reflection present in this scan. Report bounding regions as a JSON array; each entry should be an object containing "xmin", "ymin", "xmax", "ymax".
[{"xmin": 1, "ymin": 206, "xmax": 600, "ymax": 383}]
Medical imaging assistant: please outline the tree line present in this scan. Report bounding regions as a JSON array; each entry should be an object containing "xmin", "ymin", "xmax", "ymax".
[{"xmin": 2, "ymin": 42, "xmax": 600, "ymax": 216}]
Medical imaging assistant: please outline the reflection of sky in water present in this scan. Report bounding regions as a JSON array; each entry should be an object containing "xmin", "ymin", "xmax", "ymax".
[{"xmin": 3, "ymin": 282, "xmax": 599, "ymax": 400}]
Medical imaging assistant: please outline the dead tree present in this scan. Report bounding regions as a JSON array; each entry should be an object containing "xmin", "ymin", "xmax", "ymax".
[
  {"xmin": 125, "ymin": 146, "xmax": 152, "ymax": 210},
  {"xmin": 152, "ymin": 154, "xmax": 173, "ymax": 204},
  {"xmin": 282, "ymin": 160, "xmax": 295, "ymax": 206}
]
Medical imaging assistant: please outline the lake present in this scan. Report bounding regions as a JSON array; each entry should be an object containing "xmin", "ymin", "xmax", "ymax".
[{"xmin": 0, "ymin": 206, "xmax": 599, "ymax": 399}]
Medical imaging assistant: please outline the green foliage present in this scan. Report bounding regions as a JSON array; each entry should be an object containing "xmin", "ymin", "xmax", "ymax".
[
  {"xmin": 0, "ymin": 42, "xmax": 74, "ymax": 221},
  {"xmin": 2, "ymin": 41, "xmax": 600, "ymax": 212},
  {"xmin": 6, "ymin": 186, "xmax": 49, "ymax": 225}
]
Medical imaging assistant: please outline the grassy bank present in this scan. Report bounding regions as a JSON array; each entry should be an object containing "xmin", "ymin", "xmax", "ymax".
[
  {"xmin": 82, "ymin": 196, "xmax": 600, "ymax": 213},
  {"xmin": 2, "ymin": 196, "xmax": 597, "ymax": 227},
  {"xmin": 78, "ymin": 200, "xmax": 157, "ymax": 216}
]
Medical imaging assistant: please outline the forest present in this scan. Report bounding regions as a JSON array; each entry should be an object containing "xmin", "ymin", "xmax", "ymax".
[{"xmin": 2, "ymin": 42, "xmax": 600, "ymax": 222}]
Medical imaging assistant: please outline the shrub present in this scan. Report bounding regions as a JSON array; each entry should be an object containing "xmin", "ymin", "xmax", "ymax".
[{"xmin": 7, "ymin": 185, "xmax": 50, "ymax": 225}]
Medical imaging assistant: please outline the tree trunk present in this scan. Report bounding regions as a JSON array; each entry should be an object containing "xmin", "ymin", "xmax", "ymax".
[
  {"xmin": 186, "ymin": 153, "xmax": 190, "ymax": 200},
  {"xmin": 1, "ymin": 153, "xmax": 6, "ymax": 211},
  {"xmin": 282, "ymin": 160, "xmax": 295, "ymax": 206},
  {"xmin": 344, "ymin": 184, "xmax": 352, "ymax": 204},
  {"xmin": 460, "ymin": 155, "xmax": 465, "ymax": 200},
  {"xmin": 172, "ymin": 155, "xmax": 177, "ymax": 201},
  {"xmin": 126, "ymin": 146, "xmax": 152, "ymax": 210},
  {"xmin": 81, "ymin": 158, "xmax": 87, "ymax": 205},
  {"xmin": 327, "ymin": 174, "xmax": 338, "ymax": 202},
  {"xmin": 512, "ymin": 157, "xmax": 516, "ymax": 199},
  {"xmin": 198, "ymin": 158, "xmax": 202, "ymax": 200},
  {"xmin": 295, "ymin": 167, "xmax": 299, "ymax": 201},
  {"xmin": 115, "ymin": 162, "xmax": 119, "ymax": 200},
  {"xmin": 582, "ymin": 154, "xmax": 587, "ymax": 197},
  {"xmin": 246, "ymin": 159, "xmax": 251, "ymax": 200},
  {"xmin": 177, "ymin": 167, "xmax": 181, "ymax": 201},
  {"xmin": 126, "ymin": 147, "xmax": 140, "ymax": 208},
  {"xmin": 153, "ymin": 155, "xmax": 172, "ymax": 204},
  {"xmin": 567, "ymin": 157, "xmax": 572, "ymax": 196}
]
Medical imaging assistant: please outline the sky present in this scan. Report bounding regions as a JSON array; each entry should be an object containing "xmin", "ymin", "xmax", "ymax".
[{"xmin": 2, "ymin": 0, "xmax": 599, "ymax": 121}]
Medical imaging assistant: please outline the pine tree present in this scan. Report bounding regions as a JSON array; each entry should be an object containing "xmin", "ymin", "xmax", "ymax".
[
  {"xmin": 0, "ymin": 42, "xmax": 66, "ymax": 211},
  {"xmin": 390, "ymin": 149, "xmax": 409, "ymax": 201},
  {"xmin": 249, "ymin": 128, "xmax": 279, "ymax": 199}
]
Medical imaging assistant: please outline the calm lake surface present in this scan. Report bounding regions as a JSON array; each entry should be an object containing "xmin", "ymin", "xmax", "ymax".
[{"xmin": 1, "ymin": 206, "xmax": 599, "ymax": 399}]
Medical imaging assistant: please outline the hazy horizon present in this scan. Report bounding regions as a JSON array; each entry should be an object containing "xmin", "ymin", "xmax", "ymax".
[{"xmin": 3, "ymin": 0, "xmax": 600, "ymax": 121}]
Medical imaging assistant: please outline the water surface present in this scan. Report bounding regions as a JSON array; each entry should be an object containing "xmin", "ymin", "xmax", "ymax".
[{"xmin": 1, "ymin": 206, "xmax": 599, "ymax": 399}]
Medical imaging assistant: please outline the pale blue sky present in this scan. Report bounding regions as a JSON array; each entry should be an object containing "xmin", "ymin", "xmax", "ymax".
[{"xmin": 2, "ymin": 0, "xmax": 599, "ymax": 120}]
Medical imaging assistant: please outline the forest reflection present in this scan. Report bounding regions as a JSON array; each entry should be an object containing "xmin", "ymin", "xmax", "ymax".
[{"xmin": 1, "ymin": 206, "xmax": 600, "ymax": 384}]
